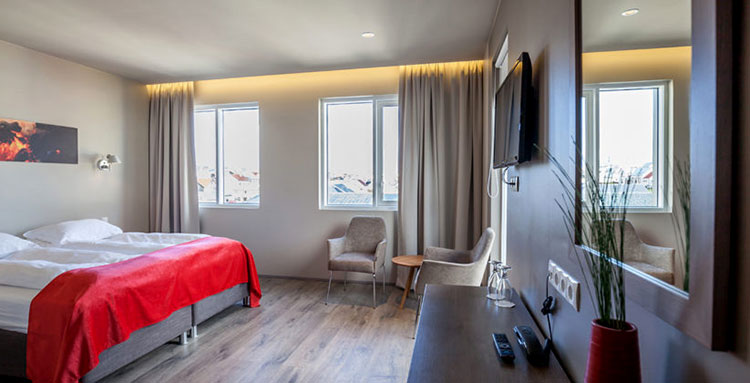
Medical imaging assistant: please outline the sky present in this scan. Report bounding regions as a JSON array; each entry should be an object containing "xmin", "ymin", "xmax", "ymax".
[
  {"xmin": 598, "ymin": 88, "xmax": 655, "ymax": 171},
  {"xmin": 327, "ymin": 102, "xmax": 373, "ymax": 177},
  {"xmin": 223, "ymin": 108, "xmax": 260, "ymax": 173},
  {"xmin": 194, "ymin": 108, "xmax": 260, "ymax": 175},
  {"xmin": 326, "ymin": 101, "xmax": 399, "ymax": 184},
  {"xmin": 381, "ymin": 105, "xmax": 399, "ymax": 192},
  {"xmin": 194, "ymin": 110, "xmax": 216, "ymax": 171}
]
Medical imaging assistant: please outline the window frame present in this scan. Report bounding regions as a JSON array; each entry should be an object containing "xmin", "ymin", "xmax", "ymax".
[
  {"xmin": 194, "ymin": 102, "xmax": 261, "ymax": 209},
  {"xmin": 319, "ymin": 95, "xmax": 398, "ymax": 211},
  {"xmin": 494, "ymin": 33, "xmax": 510, "ymax": 264},
  {"xmin": 582, "ymin": 80, "xmax": 672, "ymax": 213}
]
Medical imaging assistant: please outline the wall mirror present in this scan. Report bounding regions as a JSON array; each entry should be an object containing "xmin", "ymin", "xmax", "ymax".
[
  {"xmin": 576, "ymin": 0, "xmax": 734, "ymax": 350},
  {"xmin": 581, "ymin": 0, "xmax": 691, "ymax": 293}
]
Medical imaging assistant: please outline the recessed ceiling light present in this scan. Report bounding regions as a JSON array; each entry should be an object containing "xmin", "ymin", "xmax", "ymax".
[
  {"xmin": 361, "ymin": 32, "xmax": 375, "ymax": 38},
  {"xmin": 621, "ymin": 8, "xmax": 639, "ymax": 17}
]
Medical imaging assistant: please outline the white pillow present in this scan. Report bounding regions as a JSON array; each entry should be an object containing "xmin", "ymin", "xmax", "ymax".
[
  {"xmin": 23, "ymin": 219, "xmax": 123, "ymax": 245},
  {"xmin": 0, "ymin": 233, "xmax": 37, "ymax": 258}
]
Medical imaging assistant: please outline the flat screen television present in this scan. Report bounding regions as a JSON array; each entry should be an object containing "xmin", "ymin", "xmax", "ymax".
[{"xmin": 493, "ymin": 52, "xmax": 534, "ymax": 169}]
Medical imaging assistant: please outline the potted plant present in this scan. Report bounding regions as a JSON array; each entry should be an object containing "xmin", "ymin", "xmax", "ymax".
[{"xmin": 544, "ymin": 148, "xmax": 641, "ymax": 383}]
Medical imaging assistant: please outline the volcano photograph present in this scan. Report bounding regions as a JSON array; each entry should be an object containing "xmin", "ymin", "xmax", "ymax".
[{"xmin": 0, "ymin": 118, "xmax": 77, "ymax": 164}]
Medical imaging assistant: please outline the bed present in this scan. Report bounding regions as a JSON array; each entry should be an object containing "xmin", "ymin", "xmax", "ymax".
[{"xmin": 0, "ymin": 230, "xmax": 261, "ymax": 382}]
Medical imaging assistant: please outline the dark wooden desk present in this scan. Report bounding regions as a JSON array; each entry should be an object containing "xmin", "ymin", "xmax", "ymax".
[{"xmin": 407, "ymin": 285, "xmax": 569, "ymax": 383}]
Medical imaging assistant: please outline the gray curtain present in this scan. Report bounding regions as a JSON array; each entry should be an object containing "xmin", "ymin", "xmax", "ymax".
[
  {"xmin": 148, "ymin": 82, "xmax": 199, "ymax": 233},
  {"xmin": 397, "ymin": 61, "xmax": 486, "ymax": 286}
]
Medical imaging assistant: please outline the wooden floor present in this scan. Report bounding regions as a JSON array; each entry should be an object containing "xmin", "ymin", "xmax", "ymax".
[{"xmin": 99, "ymin": 277, "xmax": 417, "ymax": 383}]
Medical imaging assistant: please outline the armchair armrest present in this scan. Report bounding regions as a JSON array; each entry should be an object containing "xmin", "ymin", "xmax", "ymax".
[
  {"xmin": 638, "ymin": 243, "xmax": 675, "ymax": 273},
  {"xmin": 374, "ymin": 239, "xmax": 387, "ymax": 268},
  {"xmin": 424, "ymin": 247, "xmax": 472, "ymax": 263},
  {"xmin": 327, "ymin": 237, "xmax": 346, "ymax": 261},
  {"xmin": 415, "ymin": 259, "xmax": 485, "ymax": 296}
]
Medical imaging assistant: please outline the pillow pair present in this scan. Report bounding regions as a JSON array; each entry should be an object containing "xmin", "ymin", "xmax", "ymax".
[
  {"xmin": 1, "ymin": 219, "xmax": 123, "ymax": 258},
  {"xmin": 23, "ymin": 219, "xmax": 123, "ymax": 245}
]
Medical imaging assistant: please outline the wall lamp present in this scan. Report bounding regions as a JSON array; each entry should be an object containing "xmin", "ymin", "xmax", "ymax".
[{"xmin": 96, "ymin": 154, "xmax": 122, "ymax": 171}]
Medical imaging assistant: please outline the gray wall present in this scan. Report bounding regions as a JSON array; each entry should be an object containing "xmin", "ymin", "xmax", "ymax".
[
  {"xmin": 194, "ymin": 67, "xmax": 399, "ymax": 282},
  {"xmin": 0, "ymin": 40, "xmax": 149, "ymax": 235},
  {"xmin": 487, "ymin": 0, "xmax": 750, "ymax": 381}
]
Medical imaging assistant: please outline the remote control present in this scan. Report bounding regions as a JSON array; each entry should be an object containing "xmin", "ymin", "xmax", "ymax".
[{"xmin": 492, "ymin": 333, "xmax": 515, "ymax": 362}]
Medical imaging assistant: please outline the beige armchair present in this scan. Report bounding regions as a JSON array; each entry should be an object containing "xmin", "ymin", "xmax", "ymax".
[
  {"xmin": 326, "ymin": 216, "xmax": 387, "ymax": 308},
  {"xmin": 619, "ymin": 220, "xmax": 675, "ymax": 284},
  {"xmin": 413, "ymin": 228, "xmax": 495, "ymax": 335}
]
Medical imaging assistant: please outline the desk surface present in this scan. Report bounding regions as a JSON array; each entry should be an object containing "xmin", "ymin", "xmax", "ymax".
[{"xmin": 407, "ymin": 285, "xmax": 569, "ymax": 383}]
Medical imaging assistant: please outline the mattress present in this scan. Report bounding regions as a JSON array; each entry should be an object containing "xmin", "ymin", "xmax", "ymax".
[{"xmin": 0, "ymin": 232, "xmax": 209, "ymax": 333}]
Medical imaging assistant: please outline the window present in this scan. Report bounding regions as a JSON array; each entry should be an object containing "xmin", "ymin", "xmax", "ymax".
[
  {"xmin": 194, "ymin": 103, "xmax": 260, "ymax": 207},
  {"xmin": 320, "ymin": 95, "xmax": 398, "ymax": 209},
  {"xmin": 582, "ymin": 81, "xmax": 671, "ymax": 211},
  {"xmin": 494, "ymin": 34, "xmax": 510, "ymax": 264},
  {"xmin": 495, "ymin": 34, "xmax": 510, "ymax": 87}
]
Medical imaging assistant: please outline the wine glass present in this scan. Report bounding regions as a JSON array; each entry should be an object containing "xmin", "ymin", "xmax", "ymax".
[
  {"xmin": 495, "ymin": 264, "xmax": 516, "ymax": 308},
  {"xmin": 486, "ymin": 260, "xmax": 502, "ymax": 300}
]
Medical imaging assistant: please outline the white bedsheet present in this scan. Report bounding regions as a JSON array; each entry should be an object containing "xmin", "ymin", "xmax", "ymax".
[
  {"xmin": 0, "ymin": 232, "xmax": 210, "ymax": 333},
  {"xmin": 43, "ymin": 232, "xmax": 209, "ymax": 255},
  {"xmin": 0, "ymin": 285, "xmax": 39, "ymax": 333},
  {"xmin": 107, "ymin": 232, "xmax": 209, "ymax": 245},
  {"xmin": 0, "ymin": 259, "xmax": 105, "ymax": 289},
  {"xmin": 7, "ymin": 247, "xmax": 135, "ymax": 264}
]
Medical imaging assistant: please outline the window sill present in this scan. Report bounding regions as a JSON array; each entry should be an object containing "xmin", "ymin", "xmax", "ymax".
[
  {"xmin": 319, "ymin": 205, "xmax": 397, "ymax": 212},
  {"xmin": 625, "ymin": 207, "xmax": 672, "ymax": 214},
  {"xmin": 199, "ymin": 204, "xmax": 260, "ymax": 210}
]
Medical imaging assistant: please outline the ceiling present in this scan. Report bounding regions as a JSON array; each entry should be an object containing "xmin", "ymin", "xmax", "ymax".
[
  {"xmin": 0, "ymin": 0, "xmax": 499, "ymax": 83},
  {"xmin": 583, "ymin": 0, "xmax": 691, "ymax": 52}
]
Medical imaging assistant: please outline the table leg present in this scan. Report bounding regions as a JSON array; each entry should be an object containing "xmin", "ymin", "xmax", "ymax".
[{"xmin": 400, "ymin": 267, "xmax": 416, "ymax": 309}]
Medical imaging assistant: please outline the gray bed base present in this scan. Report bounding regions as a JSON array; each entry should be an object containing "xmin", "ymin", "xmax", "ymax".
[
  {"xmin": 0, "ymin": 282, "xmax": 249, "ymax": 382},
  {"xmin": 190, "ymin": 283, "xmax": 249, "ymax": 338}
]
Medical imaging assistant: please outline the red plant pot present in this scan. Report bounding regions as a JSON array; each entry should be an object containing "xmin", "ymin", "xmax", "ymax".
[{"xmin": 585, "ymin": 319, "xmax": 641, "ymax": 383}]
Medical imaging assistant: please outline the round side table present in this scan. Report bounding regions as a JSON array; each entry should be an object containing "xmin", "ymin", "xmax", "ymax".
[{"xmin": 391, "ymin": 255, "xmax": 424, "ymax": 309}]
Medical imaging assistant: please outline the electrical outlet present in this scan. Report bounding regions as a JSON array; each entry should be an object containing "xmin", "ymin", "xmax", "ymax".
[{"xmin": 548, "ymin": 260, "xmax": 580, "ymax": 311}]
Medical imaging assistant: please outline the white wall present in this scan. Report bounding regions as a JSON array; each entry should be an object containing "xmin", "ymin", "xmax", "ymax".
[
  {"xmin": 0, "ymin": 40, "xmax": 149, "ymax": 234},
  {"xmin": 195, "ymin": 67, "xmax": 399, "ymax": 281}
]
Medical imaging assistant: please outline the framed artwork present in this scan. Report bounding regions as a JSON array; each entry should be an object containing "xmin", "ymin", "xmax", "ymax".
[{"xmin": 0, "ymin": 118, "xmax": 78, "ymax": 164}]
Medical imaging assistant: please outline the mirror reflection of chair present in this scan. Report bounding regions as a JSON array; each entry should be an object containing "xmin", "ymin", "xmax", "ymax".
[
  {"xmin": 413, "ymin": 228, "xmax": 495, "ymax": 336},
  {"xmin": 326, "ymin": 216, "xmax": 387, "ymax": 308},
  {"xmin": 619, "ymin": 220, "xmax": 675, "ymax": 285}
]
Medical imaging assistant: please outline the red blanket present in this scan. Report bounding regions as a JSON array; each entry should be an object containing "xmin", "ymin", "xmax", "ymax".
[{"xmin": 26, "ymin": 237, "xmax": 261, "ymax": 383}]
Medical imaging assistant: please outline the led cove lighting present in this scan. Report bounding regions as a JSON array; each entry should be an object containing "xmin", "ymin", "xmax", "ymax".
[
  {"xmin": 361, "ymin": 32, "xmax": 375, "ymax": 38},
  {"xmin": 621, "ymin": 8, "xmax": 639, "ymax": 17}
]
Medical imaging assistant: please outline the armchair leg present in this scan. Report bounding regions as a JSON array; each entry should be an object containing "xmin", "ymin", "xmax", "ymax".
[
  {"xmin": 372, "ymin": 273, "xmax": 376, "ymax": 308},
  {"xmin": 413, "ymin": 294, "xmax": 423, "ymax": 339},
  {"xmin": 382, "ymin": 264, "xmax": 387, "ymax": 296},
  {"xmin": 325, "ymin": 271, "xmax": 332, "ymax": 305}
]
